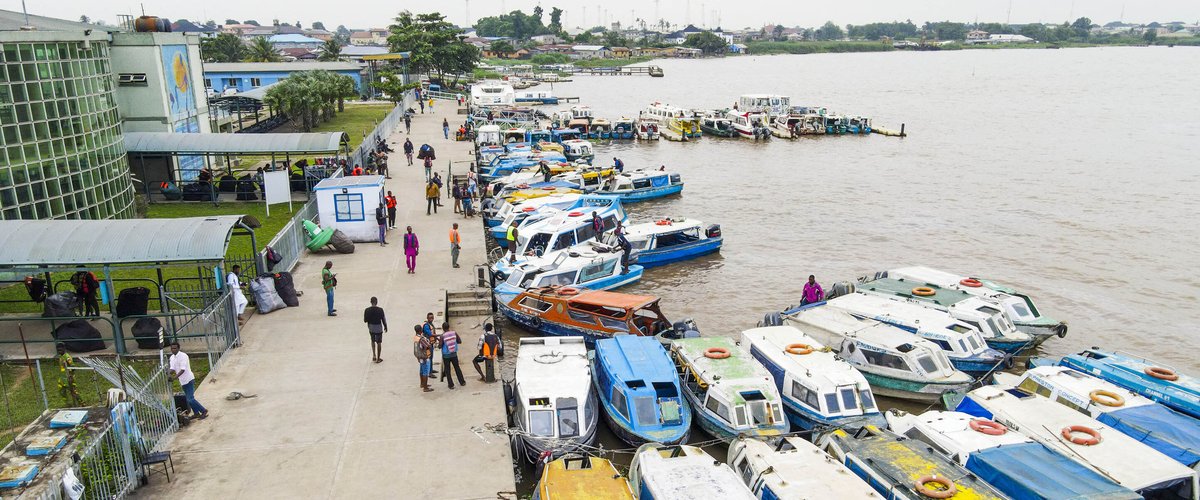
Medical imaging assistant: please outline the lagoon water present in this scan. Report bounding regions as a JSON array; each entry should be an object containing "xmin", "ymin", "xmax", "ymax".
[{"xmin": 504, "ymin": 46, "xmax": 1200, "ymax": 487}]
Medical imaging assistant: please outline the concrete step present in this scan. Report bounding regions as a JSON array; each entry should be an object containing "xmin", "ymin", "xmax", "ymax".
[
  {"xmin": 447, "ymin": 305, "xmax": 492, "ymax": 317},
  {"xmin": 447, "ymin": 291, "xmax": 489, "ymax": 300}
]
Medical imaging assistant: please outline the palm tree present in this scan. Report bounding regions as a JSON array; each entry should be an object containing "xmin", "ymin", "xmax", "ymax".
[
  {"xmin": 246, "ymin": 37, "xmax": 281, "ymax": 62},
  {"xmin": 318, "ymin": 39, "xmax": 342, "ymax": 61}
]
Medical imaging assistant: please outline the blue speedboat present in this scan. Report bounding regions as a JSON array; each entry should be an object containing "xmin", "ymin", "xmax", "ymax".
[
  {"xmin": 550, "ymin": 128, "xmax": 582, "ymax": 143},
  {"xmin": 1055, "ymin": 348, "xmax": 1200, "ymax": 419},
  {"xmin": 592, "ymin": 336, "xmax": 691, "ymax": 446},
  {"xmin": 493, "ymin": 195, "xmax": 625, "ymax": 257},
  {"xmin": 486, "ymin": 193, "xmax": 581, "ymax": 236},
  {"xmin": 494, "ymin": 244, "xmax": 643, "ymax": 304},
  {"xmin": 478, "ymin": 151, "xmax": 569, "ymax": 183},
  {"xmin": 593, "ymin": 169, "xmax": 684, "ymax": 203},
  {"xmin": 607, "ymin": 217, "xmax": 721, "ymax": 268},
  {"xmin": 612, "ymin": 118, "xmax": 636, "ymax": 140}
]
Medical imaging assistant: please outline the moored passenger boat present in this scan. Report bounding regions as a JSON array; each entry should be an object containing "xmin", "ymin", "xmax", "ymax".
[
  {"xmin": 561, "ymin": 139, "xmax": 594, "ymax": 163},
  {"xmin": 590, "ymin": 118, "xmax": 612, "ymax": 139},
  {"xmin": 592, "ymin": 335, "xmax": 692, "ymax": 446},
  {"xmin": 669, "ymin": 337, "xmax": 789, "ymax": 442},
  {"xmin": 515, "ymin": 90, "xmax": 558, "ymax": 105},
  {"xmin": 534, "ymin": 455, "xmax": 633, "ymax": 500},
  {"xmin": 604, "ymin": 217, "xmax": 721, "ymax": 267},
  {"xmin": 699, "ymin": 113, "xmax": 737, "ymax": 137},
  {"xmin": 497, "ymin": 287, "xmax": 672, "ymax": 342},
  {"xmin": 494, "ymin": 243, "xmax": 642, "ymax": 299},
  {"xmin": 612, "ymin": 118, "xmax": 636, "ymax": 139},
  {"xmin": 594, "ymin": 169, "xmax": 684, "ymax": 202},
  {"xmin": 726, "ymin": 436, "xmax": 879, "ymax": 499},
  {"xmin": 506, "ymin": 337, "xmax": 599, "ymax": 463},
  {"xmin": 1054, "ymin": 348, "xmax": 1199, "ymax": 419},
  {"xmin": 636, "ymin": 118, "xmax": 659, "ymax": 140},
  {"xmin": 628, "ymin": 443, "xmax": 756, "ymax": 499},
  {"xmin": 740, "ymin": 326, "xmax": 886, "ymax": 431},
  {"xmin": 725, "ymin": 110, "xmax": 769, "ymax": 139}
]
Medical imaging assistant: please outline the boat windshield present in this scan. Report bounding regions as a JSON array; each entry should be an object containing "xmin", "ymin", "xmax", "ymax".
[
  {"xmin": 742, "ymin": 392, "xmax": 776, "ymax": 426},
  {"xmin": 529, "ymin": 410, "xmax": 555, "ymax": 436},
  {"xmin": 915, "ymin": 355, "xmax": 940, "ymax": 374},
  {"xmin": 860, "ymin": 390, "xmax": 876, "ymax": 410},
  {"xmin": 633, "ymin": 397, "xmax": 657, "ymax": 426},
  {"xmin": 1007, "ymin": 300, "xmax": 1034, "ymax": 320},
  {"xmin": 557, "ymin": 398, "xmax": 580, "ymax": 438}
]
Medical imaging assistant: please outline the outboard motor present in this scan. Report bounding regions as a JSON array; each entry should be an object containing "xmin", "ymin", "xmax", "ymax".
[
  {"xmin": 705, "ymin": 224, "xmax": 722, "ymax": 239},
  {"xmin": 760, "ymin": 312, "xmax": 783, "ymax": 327},
  {"xmin": 827, "ymin": 281, "xmax": 855, "ymax": 300},
  {"xmin": 672, "ymin": 318, "xmax": 701, "ymax": 339}
]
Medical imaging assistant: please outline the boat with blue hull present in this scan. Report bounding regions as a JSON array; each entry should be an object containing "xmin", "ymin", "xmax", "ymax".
[
  {"xmin": 605, "ymin": 218, "xmax": 722, "ymax": 268},
  {"xmin": 628, "ymin": 443, "xmax": 756, "ymax": 500},
  {"xmin": 613, "ymin": 118, "xmax": 636, "ymax": 140},
  {"xmin": 497, "ymin": 287, "xmax": 677, "ymax": 342},
  {"xmin": 887, "ymin": 410, "xmax": 1140, "ymax": 500},
  {"xmin": 485, "ymin": 192, "xmax": 581, "ymax": 229},
  {"xmin": 740, "ymin": 326, "xmax": 886, "ymax": 432},
  {"xmin": 592, "ymin": 336, "xmax": 691, "ymax": 446},
  {"xmin": 595, "ymin": 169, "xmax": 684, "ymax": 203},
  {"xmin": 669, "ymin": 337, "xmax": 789, "ymax": 443},
  {"xmin": 515, "ymin": 90, "xmax": 558, "ymax": 105},
  {"xmin": 494, "ymin": 245, "xmax": 643, "ymax": 301},
  {"xmin": 495, "ymin": 195, "xmax": 625, "ymax": 254},
  {"xmin": 1054, "ymin": 348, "xmax": 1200, "ymax": 419}
]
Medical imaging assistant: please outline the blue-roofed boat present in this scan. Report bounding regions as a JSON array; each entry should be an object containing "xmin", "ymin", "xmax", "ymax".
[
  {"xmin": 887, "ymin": 410, "xmax": 1140, "ymax": 500},
  {"xmin": 551, "ymin": 128, "xmax": 582, "ymax": 143},
  {"xmin": 1055, "ymin": 348, "xmax": 1200, "ymax": 419},
  {"xmin": 740, "ymin": 326, "xmax": 886, "ymax": 432},
  {"xmin": 594, "ymin": 169, "xmax": 684, "ymax": 203},
  {"xmin": 479, "ymin": 151, "xmax": 569, "ymax": 184},
  {"xmin": 996, "ymin": 365, "xmax": 1200, "ymax": 469},
  {"xmin": 604, "ymin": 217, "xmax": 721, "ymax": 268},
  {"xmin": 592, "ymin": 336, "xmax": 691, "ymax": 446}
]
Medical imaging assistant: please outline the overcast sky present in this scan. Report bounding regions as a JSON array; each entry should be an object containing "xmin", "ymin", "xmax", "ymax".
[{"xmin": 31, "ymin": 0, "xmax": 1200, "ymax": 31}]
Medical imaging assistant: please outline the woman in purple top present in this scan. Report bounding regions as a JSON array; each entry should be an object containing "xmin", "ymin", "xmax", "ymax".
[
  {"xmin": 403, "ymin": 226, "xmax": 420, "ymax": 274},
  {"xmin": 802, "ymin": 274, "xmax": 824, "ymax": 305}
]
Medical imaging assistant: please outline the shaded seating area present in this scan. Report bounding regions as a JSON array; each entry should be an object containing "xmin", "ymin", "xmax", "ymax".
[{"xmin": 208, "ymin": 83, "xmax": 285, "ymax": 134}]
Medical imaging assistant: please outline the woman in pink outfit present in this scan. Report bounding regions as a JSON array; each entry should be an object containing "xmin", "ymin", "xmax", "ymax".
[{"xmin": 403, "ymin": 226, "xmax": 420, "ymax": 273}]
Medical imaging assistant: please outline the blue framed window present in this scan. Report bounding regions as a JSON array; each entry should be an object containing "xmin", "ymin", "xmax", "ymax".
[{"xmin": 334, "ymin": 193, "xmax": 364, "ymax": 222}]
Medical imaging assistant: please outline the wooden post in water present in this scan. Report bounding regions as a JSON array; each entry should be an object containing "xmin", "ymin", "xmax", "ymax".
[{"xmin": 900, "ymin": 123, "xmax": 906, "ymax": 137}]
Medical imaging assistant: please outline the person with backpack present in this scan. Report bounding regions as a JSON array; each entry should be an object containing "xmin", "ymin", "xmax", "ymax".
[
  {"xmin": 439, "ymin": 322, "xmax": 466, "ymax": 389},
  {"xmin": 472, "ymin": 324, "xmax": 501, "ymax": 382},
  {"xmin": 363, "ymin": 297, "xmax": 387, "ymax": 363},
  {"xmin": 451, "ymin": 183, "xmax": 462, "ymax": 214},
  {"xmin": 72, "ymin": 271, "xmax": 101, "ymax": 317},
  {"xmin": 375, "ymin": 203, "xmax": 388, "ymax": 246},
  {"xmin": 414, "ymin": 324, "xmax": 434, "ymax": 392}
]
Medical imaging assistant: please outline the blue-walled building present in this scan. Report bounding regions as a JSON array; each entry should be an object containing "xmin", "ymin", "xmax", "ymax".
[{"xmin": 203, "ymin": 61, "xmax": 363, "ymax": 94}]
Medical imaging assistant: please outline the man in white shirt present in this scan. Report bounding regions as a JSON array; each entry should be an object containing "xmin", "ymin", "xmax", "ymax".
[
  {"xmin": 169, "ymin": 342, "xmax": 208, "ymax": 419},
  {"xmin": 227, "ymin": 265, "xmax": 248, "ymax": 323}
]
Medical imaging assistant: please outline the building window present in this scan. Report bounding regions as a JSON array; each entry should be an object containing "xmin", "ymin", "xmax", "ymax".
[
  {"xmin": 224, "ymin": 78, "xmax": 241, "ymax": 89},
  {"xmin": 250, "ymin": 77, "xmax": 261, "ymax": 87},
  {"xmin": 203, "ymin": 78, "xmax": 211, "ymax": 89},
  {"xmin": 333, "ymin": 193, "xmax": 364, "ymax": 221}
]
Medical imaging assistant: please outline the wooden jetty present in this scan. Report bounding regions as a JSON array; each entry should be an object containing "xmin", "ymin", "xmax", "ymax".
[{"xmin": 565, "ymin": 65, "xmax": 664, "ymax": 77}]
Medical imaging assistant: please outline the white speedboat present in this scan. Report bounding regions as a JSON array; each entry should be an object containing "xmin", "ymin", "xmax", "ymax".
[
  {"xmin": 958, "ymin": 385, "xmax": 1199, "ymax": 498},
  {"xmin": 603, "ymin": 217, "xmax": 721, "ymax": 268},
  {"xmin": 740, "ymin": 326, "xmax": 886, "ymax": 431},
  {"xmin": 727, "ymin": 435, "xmax": 878, "ymax": 499},
  {"xmin": 773, "ymin": 303, "xmax": 973, "ymax": 403},
  {"xmin": 725, "ymin": 110, "xmax": 769, "ymax": 139},
  {"xmin": 561, "ymin": 139, "xmax": 594, "ymax": 163},
  {"xmin": 471, "ymin": 80, "xmax": 515, "ymax": 107},
  {"xmin": 506, "ymin": 337, "xmax": 599, "ymax": 464},
  {"xmin": 642, "ymin": 102, "xmax": 700, "ymax": 141},
  {"xmin": 636, "ymin": 118, "xmax": 659, "ymax": 140},
  {"xmin": 738, "ymin": 94, "xmax": 792, "ymax": 118},
  {"xmin": 669, "ymin": 337, "xmax": 789, "ymax": 442},
  {"xmin": 593, "ymin": 169, "xmax": 684, "ymax": 203},
  {"xmin": 503, "ymin": 195, "xmax": 626, "ymax": 257},
  {"xmin": 628, "ymin": 443, "xmax": 755, "ymax": 499},
  {"xmin": 494, "ymin": 241, "xmax": 643, "ymax": 302}
]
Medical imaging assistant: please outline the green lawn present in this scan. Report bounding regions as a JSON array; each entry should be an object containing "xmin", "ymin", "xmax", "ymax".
[
  {"xmin": 308, "ymin": 103, "xmax": 396, "ymax": 151},
  {"xmin": 574, "ymin": 56, "xmax": 657, "ymax": 68}
]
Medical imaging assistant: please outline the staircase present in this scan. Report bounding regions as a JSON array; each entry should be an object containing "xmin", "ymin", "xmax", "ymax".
[{"xmin": 446, "ymin": 290, "xmax": 492, "ymax": 318}]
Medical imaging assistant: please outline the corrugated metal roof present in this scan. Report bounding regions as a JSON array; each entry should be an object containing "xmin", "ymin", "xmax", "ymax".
[
  {"xmin": 313, "ymin": 175, "xmax": 384, "ymax": 190},
  {"xmin": 203, "ymin": 62, "xmax": 361, "ymax": 73},
  {"xmin": 124, "ymin": 132, "xmax": 348, "ymax": 154},
  {"xmin": 268, "ymin": 34, "xmax": 323, "ymax": 43},
  {"xmin": 0, "ymin": 216, "xmax": 244, "ymax": 267}
]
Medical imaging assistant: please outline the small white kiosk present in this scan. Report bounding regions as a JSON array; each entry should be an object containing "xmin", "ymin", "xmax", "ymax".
[{"xmin": 314, "ymin": 175, "xmax": 386, "ymax": 242}]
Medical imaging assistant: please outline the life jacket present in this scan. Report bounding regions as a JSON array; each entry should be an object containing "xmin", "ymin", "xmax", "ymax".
[
  {"xmin": 385, "ymin": 196, "xmax": 397, "ymax": 209},
  {"xmin": 506, "ymin": 226, "xmax": 516, "ymax": 241}
]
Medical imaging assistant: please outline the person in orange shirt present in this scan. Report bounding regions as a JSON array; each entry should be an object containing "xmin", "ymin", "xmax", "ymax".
[
  {"xmin": 385, "ymin": 191, "xmax": 397, "ymax": 229},
  {"xmin": 449, "ymin": 223, "xmax": 461, "ymax": 268}
]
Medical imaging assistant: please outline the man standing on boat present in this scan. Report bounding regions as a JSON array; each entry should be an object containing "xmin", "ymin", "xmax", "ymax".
[
  {"xmin": 538, "ymin": 160, "xmax": 552, "ymax": 184},
  {"xmin": 591, "ymin": 211, "xmax": 604, "ymax": 236},
  {"xmin": 615, "ymin": 221, "xmax": 632, "ymax": 274},
  {"xmin": 612, "ymin": 157, "xmax": 624, "ymax": 173},
  {"xmin": 801, "ymin": 275, "xmax": 825, "ymax": 305}
]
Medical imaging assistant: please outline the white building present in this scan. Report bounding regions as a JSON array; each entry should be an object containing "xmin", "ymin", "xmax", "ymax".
[
  {"xmin": 571, "ymin": 45, "xmax": 611, "ymax": 59},
  {"xmin": 314, "ymin": 176, "xmax": 386, "ymax": 242},
  {"xmin": 109, "ymin": 32, "xmax": 211, "ymax": 134}
]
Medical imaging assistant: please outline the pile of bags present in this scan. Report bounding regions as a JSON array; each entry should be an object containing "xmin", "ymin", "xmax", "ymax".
[{"xmin": 249, "ymin": 271, "xmax": 300, "ymax": 315}]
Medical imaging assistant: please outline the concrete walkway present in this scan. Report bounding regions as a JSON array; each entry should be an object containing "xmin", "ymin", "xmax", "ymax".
[{"xmin": 137, "ymin": 103, "xmax": 515, "ymax": 499}]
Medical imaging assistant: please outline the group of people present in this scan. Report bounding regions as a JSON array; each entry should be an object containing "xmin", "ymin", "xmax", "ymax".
[{"xmin": 362, "ymin": 306, "xmax": 502, "ymax": 392}]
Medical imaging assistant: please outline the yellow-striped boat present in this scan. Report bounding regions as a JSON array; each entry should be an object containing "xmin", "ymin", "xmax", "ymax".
[{"xmin": 535, "ymin": 455, "xmax": 633, "ymax": 500}]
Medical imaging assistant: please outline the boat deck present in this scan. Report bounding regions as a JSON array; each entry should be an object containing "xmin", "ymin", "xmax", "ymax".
[{"xmin": 859, "ymin": 277, "xmax": 974, "ymax": 307}]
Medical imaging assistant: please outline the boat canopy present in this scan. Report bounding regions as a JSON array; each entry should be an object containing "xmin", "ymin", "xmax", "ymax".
[
  {"xmin": 569, "ymin": 290, "xmax": 657, "ymax": 311},
  {"xmin": 1099, "ymin": 404, "xmax": 1200, "ymax": 467},
  {"xmin": 966, "ymin": 443, "xmax": 1140, "ymax": 500}
]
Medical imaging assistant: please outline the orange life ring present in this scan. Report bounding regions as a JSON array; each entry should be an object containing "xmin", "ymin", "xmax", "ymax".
[
  {"xmin": 969, "ymin": 419, "xmax": 1008, "ymax": 436},
  {"xmin": 1145, "ymin": 366, "xmax": 1179, "ymax": 381},
  {"xmin": 517, "ymin": 183, "xmax": 530, "ymax": 189},
  {"xmin": 960, "ymin": 278, "xmax": 983, "ymax": 288},
  {"xmin": 568, "ymin": 211, "xmax": 584, "ymax": 217},
  {"xmin": 1062, "ymin": 425, "xmax": 1102, "ymax": 446},
  {"xmin": 786, "ymin": 343, "xmax": 814, "ymax": 355},
  {"xmin": 704, "ymin": 347, "xmax": 731, "ymax": 359},
  {"xmin": 914, "ymin": 475, "xmax": 957, "ymax": 499},
  {"xmin": 543, "ymin": 186, "xmax": 557, "ymax": 190},
  {"xmin": 557, "ymin": 287, "xmax": 579, "ymax": 296},
  {"xmin": 655, "ymin": 219, "xmax": 672, "ymax": 226},
  {"xmin": 912, "ymin": 287, "xmax": 936, "ymax": 297},
  {"xmin": 522, "ymin": 206, "xmax": 537, "ymax": 212},
  {"xmin": 1089, "ymin": 389, "xmax": 1125, "ymax": 407}
]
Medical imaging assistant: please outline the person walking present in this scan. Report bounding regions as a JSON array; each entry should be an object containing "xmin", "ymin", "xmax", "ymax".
[
  {"xmin": 322, "ymin": 261, "xmax": 337, "ymax": 316},
  {"xmin": 801, "ymin": 275, "xmax": 825, "ymax": 305},
  {"xmin": 449, "ymin": 223, "xmax": 462, "ymax": 268},
  {"xmin": 442, "ymin": 118, "xmax": 450, "ymax": 140},
  {"xmin": 428, "ymin": 97, "xmax": 434, "ymax": 111},
  {"xmin": 385, "ymin": 191, "xmax": 398, "ymax": 229},
  {"xmin": 423, "ymin": 155, "xmax": 433, "ymax": 180},
  {"xmin": 72, "ymin": 271, "xmax": 101, "ymax": 317},
  {"xmin": 414, "ymin": 325, "xmax": 434, "ymax": 392},
  {"xmin": 418, "ymin": 98, "xmax": 425, "ymax": 114},
  {"xmin": 451, "ymin": 182, "xmax": 462, "ymax": 214},
  {"xmin": 538, "ymin": 160, "xmax": 552, "ymax": 184},
  {"xmin": 403, "ymin": 227, "xmax": 420, "ymax": 274},
  {"xmin": 364, "ymin": 297, "xmax": 387, "ymax": 363},
  {"xmin": 227, "ymin": 265, "xmax": 248, "ymax": 323},
  {"xmin": 425, "ymin": 179, "xmax": 439, "ymax": 215},
  {"xmin": 404, "ymin": 139, "xmax": 414, "ymax": 166},
  {"xmin": 439, "ymin": 322, "xmax": 467, "ymax": 389},
  {"xmin": 472, "ymin": 324, "xmax": 501, "ymax": 382},
  {"xmin": 404, "ymin": 113, "xmax": 412, "ymax": 134},
  {"xmin": 375, "ymin": 203, "xmax": 388, "ymax": 246},
  {"xmin": 169, "ymin": 342, "xmax": 208, "ymax": 419},
  {"xmin": 432, "ymin": 173, "xmax": 443, "ymax": 208}
]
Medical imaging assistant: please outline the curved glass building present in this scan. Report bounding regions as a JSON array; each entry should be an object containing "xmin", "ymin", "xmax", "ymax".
[{"xmin": 0, "ymin": 21, "xmax": 135, "ymax": 220}]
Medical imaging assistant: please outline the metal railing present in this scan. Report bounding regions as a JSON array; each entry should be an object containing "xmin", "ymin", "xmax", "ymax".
[
  {"xmin": 350, "ymin": 98, "xmax": 409, "ymax": 169},
  {"xmin": 160, "ymin": 288, "xmax": 240, "ymax": 376},
  {"xmin": 259, "ymin": 199, "xmax": 319, "ymax": 274}
]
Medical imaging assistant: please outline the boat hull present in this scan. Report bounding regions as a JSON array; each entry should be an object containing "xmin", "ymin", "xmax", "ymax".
[
  {"xmin": 699, "ymin": 125, "xmax": 737, "ymax": 137},
  {"xmin": 594, "ymin": 378, "xmax": 690, "ymax": 447},
  {"xmin": 949, "ymin": 356, "xmax": 1009, "ymax": 377},
  {"xmin": 636, "ymin": 237, "xmax": 722, "ymax": 268},
  {"xmin": 984, "ymin": 337, "xmax": 1035, "ymax": 354},
  {"xmin": 513, "ymin": 414, "xmax": 600, "ymax": 464},
  {"xmin": 682, "ymin": 386, "xmax": 786, "ymax": 443},
  {"xmin": 781, "ymin": 400, "xmax": 888, "ymax": 432},
  {"xmin": 861, "ymin": 371, "xmax": 972, "ymax": 403},
  {"xmin": 610, "ymin": 184, "xmax": 683, "ymax": 203}
]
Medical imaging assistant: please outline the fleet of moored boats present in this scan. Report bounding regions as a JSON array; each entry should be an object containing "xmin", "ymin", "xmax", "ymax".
[{"xmin": 466, "ymin": 82, "xmax": 1196, "ymax": 500}]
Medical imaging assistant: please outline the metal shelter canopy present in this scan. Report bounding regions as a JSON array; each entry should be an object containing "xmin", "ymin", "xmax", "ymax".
[
  {"xmin": 210, "ymin": 82, "xmax": 278, "ymax": 103},
  {"xmin": 123, "ymin": 131, "xmax": 349, "ymax": 155},
  {"xmin": 0, "ymin": 216, "xmax": 245, "ymax": 272}
]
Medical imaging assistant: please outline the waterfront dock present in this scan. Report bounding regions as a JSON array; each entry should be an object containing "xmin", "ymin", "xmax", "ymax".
[{"xmin": 138, "ymin": 104, "xmax": 514, "ymax": 499}]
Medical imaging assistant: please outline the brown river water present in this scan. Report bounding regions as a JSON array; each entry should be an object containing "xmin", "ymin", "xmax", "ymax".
[{"xmin": 499, "ymin": 46, "xmax": 1200, "ymax": 488}]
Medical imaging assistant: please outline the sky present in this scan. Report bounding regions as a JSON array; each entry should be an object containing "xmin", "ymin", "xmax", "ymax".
[{"xmin": 22, "ymin": 0, "xmax": 1200, "ymax": 31}]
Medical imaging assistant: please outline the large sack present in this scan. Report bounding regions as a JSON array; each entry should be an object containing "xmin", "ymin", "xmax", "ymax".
[
  {"xmin": 43, "ymin": 292, "xmax": 79, "ymax": 318},
  {"xmin": 115, "ymin": 287, "xmax": 150, "ymax": 318},
  {"xmin": 131, "ymin": 317, "xmax": 165, "ymax": 349},
  {"xmin": 54, "ymin": 320, "xmax": 106, "ymax": 353},
  {"xmin": 272, "ymin": 272, "xmax": 299, "ymax": 307},
  {"xmin": 249, "ymin": 275, "xmax": 286, "ymax": 314}
]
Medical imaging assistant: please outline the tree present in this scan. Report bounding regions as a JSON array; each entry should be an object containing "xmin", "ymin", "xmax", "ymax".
[
  {"xmin": 490, "ymin": 40, "xmax": 515, "ymax": 57},
  {"xmin": 772, "ymin": 25, "xmax": 785, "ymax": 41},
  {"xmin": 244, "ymin": 20, "xmax": 260, "ymax": 26},
  {"xmin": 923, "ymin": 21, "xmax": 968, "ymax": 40},
  {"xmin": 684, "ymin": 31, "xmax": 728, "ymax": 54},
  {"xmin": 815, "ymin": 21, "xmax": 845, "ymax": 41},
  {"xmin": 313, "ymin": 21, "xmax": 326, "ymax": 30},
  {"xmin": 1020, "ymin": 23, "xmax": 1050, "ymax": 42},
  {"xmin": 318, "ymin": 39, "xmax": 342, "ymax": 61},
  {"xmin": 200, "ymin": 33, "xmax": 248, "ymax": 62},
  {"xmin": 533, "ymin": 6, "xmax": 544, "ymax": 24},
  {"xmin": 604, "ymin": 30, "xmax": 630, "ymax": 48},
  {"xmin": 1072, "ymin": 17, "xmax": 1093, "ymax": 39},
  {"xmin": 225, "ymin": 19, "xmax": 239, "ymax": 25},
  {"xmin": 374, "ymin": 69, "xmax": 419, "ymax": 104},
  {"xmin": 474, "ymin": 9, "xmax": 553, "ymax": 38},
  {"xmin": 573, "ymin": 31, "xmax": 596, "ymax": 43},
  {"xmin": 1143, "ymin": 30, "xmax": 1158, "ymax": 43},
  {"xmin": 246, "ymin": 37, "xmax": 281, "ymax": 62},
  {"xmin": 204, "ymin": 20, "xmax": 217, "ymax": 29},
  {"xmin": 78, "ymin": 15, "xmax": 90, "ymax": 23},
  {"xmin": 549, "ymin": 7, "xmax": 564, "ymax": 34},
  {"xmin": 388, "ymin": 11, "xmax": 480, "ymax": 86}
]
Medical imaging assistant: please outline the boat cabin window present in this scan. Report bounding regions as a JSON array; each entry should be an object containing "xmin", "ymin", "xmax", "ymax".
[
  {"xmin": 861, "ymin": 349, "xmax": 912, "ymax": 371},
  {"xmin": 598, "ymin": 316, "xmax": 629, "ymax": 332},
  {"xmin": 526, "ymin": 233, "xmax": 552, "ymax": 255},
  {"xmin": 579, "ymin": 260, "xmax": 617, "ymax": 283},
  {"xmin": 967, "ymin": 335, "xmax": 982, "ymax": 350},
  {"xmin": 574, "ymin": 223, "xmax": 598, "ymax": 243},
  {"xmin": 705, "ymin": 395, "xmax": 732, "ymax": 423},
  {"xmin": 915, "ymin": 355, "xmax": 940, "ymax": 374},
  {"xmin": 791, "ymin": 381, "xmax": 820, "ymax": 410},
  {"xmin": 570, "ymin": 302, "xmax": 626, "ymax": 319},
  {"xmin": 567, "ymin": 309, "xmax": 597, "ymax": 325},
  {"xmin": 1017, "ymin": 377, "xmax": 1053, "ymax": 397},
  {"xmin": 539, "ymin": 270, "xmax": 578, "ymax": 287},
  {"xmin": 1056, "ymin": 395, "xmax": 1087, "ymax": 413},
  {"xmin": 841, "ymin": 388, "xmax": 859, "ymax": 411},
  {"xmin": 735, "ymin": 406, "xmax": 748, "ymax": 427},
  {"xmin": 504, "ymin": 271, "xmax": 526, "ymax": 287},
  {"xmin": 669, "ymin": 174, "xmax": 681, "ymax": 184},
  {"xmin": 948, "ymin": 324, "xmax": 972, "ymax": 335},
  {"xmin": 655, "ymin": 228, "xmax": 700, "ymax": 248},
  {"xmin": 977, "ymin": 305, "xmax": 1001, "ymax": 316},
  {"xmin": 736, "ymin": 456, "xmax": 754, "ymax": 485},
  {"xmin": 860, "ymin": 390, "xmax": 876, "ymax": 410},
  {"xmin": 611, "ymin": 388, "xmax": 629, "ymax": 420},
  {"xmin": 517, "ymin": 297, "xmax": 553, "ymax": 313},
  {"xmin": 633, "ymin": 397, "xmax": 657, "ymax": 426},
  {"xmin": 633, "ymin": 178, "xmax": 652, "ymax": 189},
  {"xmin": 825, "ymin": 393, "xmax": 840, "ymax": 414},
  {"xmin": 557, "ymin": 397, "xmax": 580, "ymax": 438},
  {"xmin": 529, "ymin": 410, "xmax": 555, "ymax": 436},
  {"xmin": 1009, "ymin": 302, "xmax": 1033, "ymax": 320}
]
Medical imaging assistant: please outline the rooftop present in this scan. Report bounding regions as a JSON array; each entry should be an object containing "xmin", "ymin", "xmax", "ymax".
[
  {"xmin": 124, "ymin": 131, "xmax": 349, "ymax": 155},
  {"xmin": 0, "ymin": 216, "xmax": 244, "ymax": 268},
  {"xmin": 0, "ymin": 8, "xmax": 112, "ymax": 33},
  {"xmin": 203, "ymin": 61, "xmax": 361, "ymax": 73},
  {"xmin": 268, "ymin": 34, "xmax": 324, "ymax": 44}
]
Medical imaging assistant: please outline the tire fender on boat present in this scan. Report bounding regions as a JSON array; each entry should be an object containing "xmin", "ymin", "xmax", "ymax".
[
  {"xmin": 912, "ymin": 286, "xmax": 936, "ymax": 297},
  {"xmin": 914, "ymin": 475, "xmax": 957, "ymax": 499},
  {"xmin": 1062, "ymin": 425, "xmax": 1103, "ymax": 446},
  {"xmin": 969, "ymin": 419, "xmax": 1008, "ymax": 436},
  {"xmin": 1089, "ymin": 389, "xmax": 1125, "ymax": 407},
  {"xmin": 704, "ymin": 347, "xmax": 731, "ymax": 359},
  {"xmin": 1145, "ymin": 366, "xmax": 1179, "ymax": 381},
  {"xmin": 786, "ymin": 344, "xmax": 814, "ymax": 355}
]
